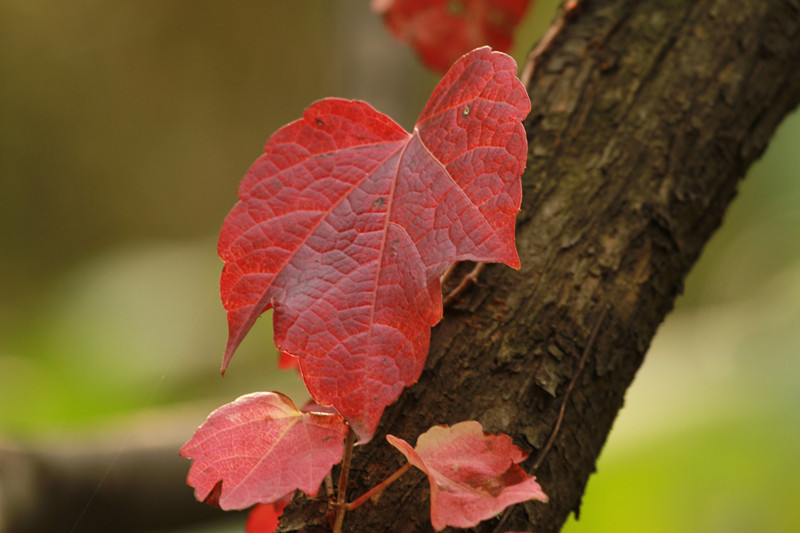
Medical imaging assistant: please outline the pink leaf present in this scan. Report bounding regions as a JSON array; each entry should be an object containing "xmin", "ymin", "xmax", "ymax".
[
  {"xmin": 387, "ymin": 420, "xmax": 547, "ymax": 530},
  {"xmin": 179, "ymin": 392, "xmax": 347, "ymax": 510},
  {"xmin": 373, "ymin": 0, "xmax": 534, "ymax": 72},
  {"xmin": 218, "ymin": 46, "xmax": 530, "ymax": 442}
]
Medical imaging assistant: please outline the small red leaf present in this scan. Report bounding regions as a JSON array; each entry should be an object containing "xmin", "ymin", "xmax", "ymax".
[
  {"xmin": 373, "ymin": 0, "xmax": 534, "ymax": 72},
  {"xmin": 387, "ymin": 420, "xmax": 547, "ymax": 530},
  {"xmin": 245, "ymin": 494, "xmax": 291, "ymax": 533},
  {"xmin": 180, "ymin": 392, "xmax": 347, "ymax": 510},
  {"xmin": 277, "ymin": 351, "xmax": 299, "ymax": 370},
  {"xmin": 218, "ymin": 47, "xmax": 530, "ymax": 442}
]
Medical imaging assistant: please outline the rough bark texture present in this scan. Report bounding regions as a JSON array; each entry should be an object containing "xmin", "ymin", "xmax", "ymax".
[{"xmin": 280, "ymin": 0, "xmax": 800, "ymax": 532}]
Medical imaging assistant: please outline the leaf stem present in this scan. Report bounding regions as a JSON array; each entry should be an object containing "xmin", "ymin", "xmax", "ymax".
[
  {"xmin": 345, "ymin": 462, "xmax": 412, "ymax": 511},
  {"xmin": 333, "ymin": 426, "xmax": 356, "ymax": 533},
  {"xmin": 439, "ymin": 262, "xmax": 458, "ymax": 287}
]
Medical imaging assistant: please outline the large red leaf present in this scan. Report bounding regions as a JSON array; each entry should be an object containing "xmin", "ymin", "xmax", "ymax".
[
  {"xmin": 387, "ymin": 421, "xmax": 547, "ymax": 530},
  {"xmin": 373, "ymin": 0, "xmax": 534, "ymax": 72},
  {"xmin": 218, "ymin": 46, "xmax": 530, "ymax": 442},
  {"xmin": 179, "ymin": 392, "xmax": 347, "ymax": 510}
]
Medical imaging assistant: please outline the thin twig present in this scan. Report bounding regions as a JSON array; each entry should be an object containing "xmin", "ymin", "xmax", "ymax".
[
  {"xmin": 333, "ymin": 427, "xmax": 356, "ymax": 533},
  {"xmin": 442, "ymin": 262, "xmax": 486, "ymax": 307},
  {"xmin": 532, "ymin": 304, "xmax": 608, "ymax": 470},
  {"xmin": 491, "ymin": 304, "xmax": 608, "ymax": 533},
  {"xmin": 323, "ymin": 472, "xmax": 335, "ymax": 502},
  {"xmin": 345, "ymin": 462, "xmax": 412, "ymax": 511},
  {"xmin": 439, "ymin": 262, "xmax": 458, "ymax": 287}
]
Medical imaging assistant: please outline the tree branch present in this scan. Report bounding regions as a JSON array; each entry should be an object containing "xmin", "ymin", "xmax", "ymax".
[{"xmin": 281, "ymin": 0, "xmax": 800, "ymax": 531}]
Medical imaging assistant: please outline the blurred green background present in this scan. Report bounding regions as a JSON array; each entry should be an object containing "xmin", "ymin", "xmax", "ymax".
[{"xmin": 1, "ymin": 1, "xmax": 797, "ymax": 532}]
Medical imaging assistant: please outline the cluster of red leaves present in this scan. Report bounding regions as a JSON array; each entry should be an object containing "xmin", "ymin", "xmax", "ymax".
[
  {"xmin": 180, "ymin": 392, "xmax": 347, "ymax": 510},
  {"xmin": 198, "ymin": 417, "xmax": 548, "ymax": 532},
  {"xmin": 373, "ymin": 0, "xmax": 534, "ymax": 72},
  {"xmin": 182, "ymin": 46, "xmax": 544, "ymax": 531}
]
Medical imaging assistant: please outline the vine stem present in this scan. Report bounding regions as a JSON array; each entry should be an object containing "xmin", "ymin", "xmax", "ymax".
[
  {"xmin": 519, "ymin": 0, "xmax": 586, "ymax": 87},
  {"xmin": 491, "ymin": 304, "xmax": 608, "ymax": 533},
  {"xmin": 439, "ymin": 262, "xmax": 458, "ymax": 287},
  {"xmin": 324, "ymin": 471, "xmax": 334, "ymax": 500},
  {"xmin": 333, "ymin": 427, "xmax": 356, "ymax": 533},
  {"xmin": 345, "ymin": 462, "xmax": 412, "ymax": 511},
  {"xmin": 443, "ymin": 262, "xmax": 486, "ymax": 307}
]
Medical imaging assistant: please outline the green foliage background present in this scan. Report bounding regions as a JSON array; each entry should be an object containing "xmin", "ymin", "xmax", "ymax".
[{"xmin": 0, "ymin": 1, "xmax": 797, "ymax": 531}]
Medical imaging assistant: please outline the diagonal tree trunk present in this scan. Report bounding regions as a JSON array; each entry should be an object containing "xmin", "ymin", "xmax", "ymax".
[{"xmin": 281, "ymin": 0, "xmax": 800, "ymax": 531}]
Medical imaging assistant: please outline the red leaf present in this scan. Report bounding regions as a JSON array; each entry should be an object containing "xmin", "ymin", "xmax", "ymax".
[
  {"xmin": 245, "ymin": 494, "xmax": 291, "ymax": 533},
  {"xmin": 373, "ymin": 0, "xmax": 534, "ymax": 72},
  {"xmin": 179, "ymin": 392, "xmax": 347, "ymax": 510},
  {"xmin": 218, "ymin": 47, "xmax": 530, "ymax": 442},
  {"xmin": 387, "ymin": 421, "xmax": 547, "ymax": 530}
]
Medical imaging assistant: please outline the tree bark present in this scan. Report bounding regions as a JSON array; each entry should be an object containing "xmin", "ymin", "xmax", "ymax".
[{"xmin": 279, "ymin": 0, "xmax": 800, "ymax": 532}]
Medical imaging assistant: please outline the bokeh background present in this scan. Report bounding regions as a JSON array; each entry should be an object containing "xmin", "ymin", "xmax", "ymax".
[{"xmin": 1, "ymin": 1, "xmax": 798, "ymax": 532}]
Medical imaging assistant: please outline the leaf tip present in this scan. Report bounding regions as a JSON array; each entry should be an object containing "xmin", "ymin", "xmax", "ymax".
[{"xmin": 220, "ymin": 337, "xmax": 240, "ymax": 375}]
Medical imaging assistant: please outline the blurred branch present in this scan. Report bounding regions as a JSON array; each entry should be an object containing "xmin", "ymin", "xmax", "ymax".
[{"xmin": 0, "ymin": 405, "xmax": 235, "ymax": 533}]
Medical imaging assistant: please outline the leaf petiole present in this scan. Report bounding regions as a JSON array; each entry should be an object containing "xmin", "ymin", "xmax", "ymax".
[
  {"xmin": 443, "ymin": 262, "xmax": 486, "ymax": 307},
  {"xmin": 345, "ymin": 462, "xmax": 413, "ymax": 511},
  {"xmin": 333, "ymin": 427, "xmax": 356, "ymax": 533}
]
